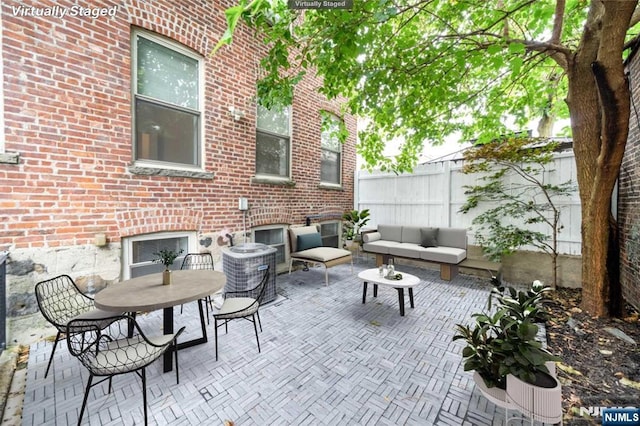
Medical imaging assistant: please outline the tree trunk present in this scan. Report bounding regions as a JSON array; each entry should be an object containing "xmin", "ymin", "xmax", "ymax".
[
  {"xmin": 579, "ymin": 193, "xmax": 612, "ymax": 317},
  {"xmin": 537, "ymin": 111, "xmax": 554, "ymax": 138},
  {"xmin": 570, "ymin": 74, "xmax": 629, "ymax": 317},
  {"xmin": 566, "ymin": 1, "xmax": 635, "ymax": 317}
]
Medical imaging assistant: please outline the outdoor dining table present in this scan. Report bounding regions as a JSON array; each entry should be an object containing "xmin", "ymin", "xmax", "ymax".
[{"xmin": 94, "ymin": 269, "xmax": 226, "ymax": 372}]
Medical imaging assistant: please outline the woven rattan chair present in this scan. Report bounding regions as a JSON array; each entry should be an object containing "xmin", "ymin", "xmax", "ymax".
[
  {"xmin": 66, "ymin": 314, "xmax": 184, "ymax": 426},
  {"xmin": 212, "ymin": 265, "xmax": 270, "ymax": 360},
  {"xmin": 35, "ymin": 274, "xmax": 120, "ymax": 378},
  {"xmin": 180, "ymin": 253, "xmax": 215, "ymax": 322}
]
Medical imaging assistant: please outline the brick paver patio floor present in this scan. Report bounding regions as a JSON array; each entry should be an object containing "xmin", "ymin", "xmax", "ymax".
[{"xmin": 21, "ymin": 260, "xmax": 515, "ymax": 425}]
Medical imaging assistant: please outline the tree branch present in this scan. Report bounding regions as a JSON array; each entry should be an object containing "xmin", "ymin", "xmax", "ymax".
[{"xmin": 550, "ymin": 0, "xmax": 566, "ymax": 44}]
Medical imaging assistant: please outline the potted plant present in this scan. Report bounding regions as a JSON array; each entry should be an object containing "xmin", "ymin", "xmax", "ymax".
[
  {"xmin": 453, "ymin": 279, "xmax": 561, "ymax": 417},
  {"xmin": 342, "ymin": 225, "xmax": 357, "ymax": 248},
  {"xmin": 153, "ymin": 248, "xmax": 183, "ymax": 285},
  {"xmin": 342, "ymin": 208, "xmax": 370, "ymax": 247}
]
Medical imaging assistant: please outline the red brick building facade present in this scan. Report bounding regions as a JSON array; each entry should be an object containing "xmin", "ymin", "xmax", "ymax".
[
  {"xmin": 620, "ymin": 42, "xmax": 640, "ymax": 311},
  {"xmin": 0, "ymin": 1, "xmax": 356, "ymax": 340}
]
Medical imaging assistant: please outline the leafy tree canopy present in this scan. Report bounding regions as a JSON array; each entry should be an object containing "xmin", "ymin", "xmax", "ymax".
[{"xmin": 216, "ymin": 0, "xmax": 639, "ymax": 172}]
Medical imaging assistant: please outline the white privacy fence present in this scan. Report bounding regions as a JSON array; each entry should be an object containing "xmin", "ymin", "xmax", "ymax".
[{"xmin": 355, "ymin": 150, "xmax": 582, "ymax": 255}]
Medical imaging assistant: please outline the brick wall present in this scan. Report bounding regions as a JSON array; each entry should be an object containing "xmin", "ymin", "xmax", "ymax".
[
  {"xmin": 0, "ymin": 0, "xmax": 357, "ymax": 341},
  {"xmin": 0, "ymin": 0, "xmax": 356, "ymax": 250},
  {"xmin": 620, "ymin": 45, "xmax": 640, "ymax": 310}
]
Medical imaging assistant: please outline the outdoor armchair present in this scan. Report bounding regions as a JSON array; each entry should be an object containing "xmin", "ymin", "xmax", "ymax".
[
  {"xmin": 180, "ymin": 252, "xmax": 216, "ymax": 322},
  {"xmin": 212, "ymin": 265, "xmax": 269, "ymax": 360},
  {"xmin": 35, "ymin": 274, "xmax": 120, "ymax": 378},
  {"xmin": 288, "ymin": 225, "xmax": 353, "ymax": 286},
  {"xmin": 66, "ymin": 314, "xmax": 185, "ymax": 426}
]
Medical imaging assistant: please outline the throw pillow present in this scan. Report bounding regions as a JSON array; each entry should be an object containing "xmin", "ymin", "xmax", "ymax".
[
  {"xmin": 297, "ymin": 233, "xmax": 322, "ymax": 251},
  {"xmin": 420, "ymin": 227, "xmax": 439, "ymax": 247}
]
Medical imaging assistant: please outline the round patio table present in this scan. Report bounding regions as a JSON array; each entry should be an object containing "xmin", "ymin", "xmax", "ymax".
[{"xmin": 94, "ymin": 269, "xmax": 226, "ymax": 372}]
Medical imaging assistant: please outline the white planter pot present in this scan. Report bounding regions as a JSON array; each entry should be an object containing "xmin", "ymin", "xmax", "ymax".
[
  {"xmin": 472, "ymin": 371, "xmax": 512, "ymax": 409},
  {"xmin": 505, "ymin": 370, "xmax": 562, "ymax": 424},
  {"xmin": 344, "ymin": 239, "xmax": 355, "ymax": 249}
]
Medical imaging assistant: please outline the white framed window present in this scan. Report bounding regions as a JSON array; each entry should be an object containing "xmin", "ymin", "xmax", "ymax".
[
  {"xmin": 320, "ymin": 221, "xmax": 340, "ymax": 248},
  {"xmin": 256, "ymin": 104, "xmax": 291, "ymax": 179},
  {"xmin": 132, "ymin": 29, "xmax": 203, "ymax": 167},
  {"xmin": 122, "ymin": 231, "xmax": 197, "ymax": 279},
  {"xmin": 253, "ymin": 225, "xmax": 287, "ymax": 265},
  {"xmin": 320, "ymin": 113, "xmax": 343, "ymax": 185}
]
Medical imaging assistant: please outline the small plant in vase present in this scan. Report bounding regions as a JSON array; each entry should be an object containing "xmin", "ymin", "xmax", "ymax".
[{"xmin": 153, "ymin": 248, "xmax": 183, "ymax": 285}]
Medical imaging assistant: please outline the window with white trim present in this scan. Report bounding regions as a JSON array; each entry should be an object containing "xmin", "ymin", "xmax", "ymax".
[
  {"xmin": 320, "ymin": 221, "xmax": 340, "ymax": 248},
  {"xmin": 256, "ymin": 104, "xmax": 291, "ymax": 179},
  {"xmin": 253, "ymin": 225, "xmax": 287, "ymax": 265},
  {"xmin": 320, "ymin": 113, "xmax": 342, "ymax": 185},
  {"xmin": 132, "ymin": 30, "xmax": 203, "ymax": 167},
  {"xmin": 122, "ymin": 231, "xmax": 196, "ymax": 279}
]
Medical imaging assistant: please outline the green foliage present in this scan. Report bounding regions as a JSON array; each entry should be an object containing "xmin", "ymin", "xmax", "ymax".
[
  {"xmin": 453, "ymin": 279, "xmax": 559, "ymax": 388},
  {"xmin": 489, "ymin": 279, "xmax": 551, "ymax": 323},
  {"xmin": 153, "ymin": 249, "xmax": 184, "ymax": 269},
  {"xmin": 212, "ymin": 0, "xmax": 253, "ymax": 55},
  {"xmin": 342, "ymin": 209, "xmax": 370, "ymax": 240},
  {"xmin": 320, "ymin": 110, "xmax": 349, "ymax": 144},
  {"xmin": 213, "ymin": 1, "xmax": 624, "ymax": 172},
  {"xmin": 459, "ymin": 137, "xmax": 575, "ymax": 272}
]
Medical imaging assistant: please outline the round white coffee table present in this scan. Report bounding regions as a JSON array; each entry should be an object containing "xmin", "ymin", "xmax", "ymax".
[{"xmin": 357, "ymin": 268, "xmax": 421, "ymax": 316}]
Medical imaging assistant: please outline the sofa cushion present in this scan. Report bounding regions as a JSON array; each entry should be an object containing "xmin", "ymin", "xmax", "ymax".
[
  {"xmin": 420, "ymin": 247, "xmax": 466, "ymax": 264},
  {"xmin": 297, "ymin": 233, "xmax": 322, "ymax": 251},
  {"xmin": 378, "ymin": 225, "xmax": 402, "ymax": 242},
  {"xmin": 420, "ymin": 227, "xmax": 439, "ymax": 248},
  {"xmin": 362, "ymin": 232, "xmax": 381, "ymax": 243},
  {"xmin": 362, "ymin": 240, "xmax": 402, "ymax": 254},
  {"xmin": 437, "ymin": 228, "xmax": 467, "ymax": 250},
  {"xmin": 401, "ymin": 226, "xmax": 422, "ymax": 244},
  {"xmin": 389, "ymin": 243, "xmax": 430, "ymax": 259}
]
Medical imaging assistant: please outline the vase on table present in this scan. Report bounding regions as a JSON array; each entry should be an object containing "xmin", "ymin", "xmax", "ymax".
[{"xmin": 163, "ymin": 269, "xmax": 172, "ymax": 285}]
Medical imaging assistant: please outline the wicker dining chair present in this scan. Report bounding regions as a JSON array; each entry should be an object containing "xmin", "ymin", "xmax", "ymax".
[
  {"xmin": 66, "ymin": 314, "xmax": 184, "ymax": 426},
  {"xmin": 212, "ymin": 265, "xmax": 270, "ymax": 360},
  {"xmin": 180, "ymin": 253, "xmax": 216, "ymax": 322},
  {"xmin": 35, "ymin": 274, "xmax": 120, "ymax": 378}
]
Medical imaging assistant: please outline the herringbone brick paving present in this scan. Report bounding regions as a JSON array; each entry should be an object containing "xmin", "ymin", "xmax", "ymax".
[{"xmin": 21, "ymin": 261, "xmax": 530, "ymax": 425}]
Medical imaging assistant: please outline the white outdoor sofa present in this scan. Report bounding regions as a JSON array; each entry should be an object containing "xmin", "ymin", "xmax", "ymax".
[{"xmin": 362, "ymin": 225, "xmax": 467, "ymax": 280}]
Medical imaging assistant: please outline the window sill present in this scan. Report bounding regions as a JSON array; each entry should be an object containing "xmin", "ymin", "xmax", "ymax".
[
  {"xmin": 318, "ymin": 183, "xmax": 343, "ymax": 191},
  {"xmin": 128, "ymin": 164, "xmax": 214, "ymax": 179},
  {"xmin": 0, "ymin": 152, "xmax": 20, "ymax": 164},
  {"xmin": 251, "ymin": 176, "xmax": 296, "ymax": 187}
]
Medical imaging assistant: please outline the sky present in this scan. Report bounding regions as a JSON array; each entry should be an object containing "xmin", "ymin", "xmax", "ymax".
[{"xmin": 369, "ymin": 117, "xmax": 571, "ymax": 166}]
